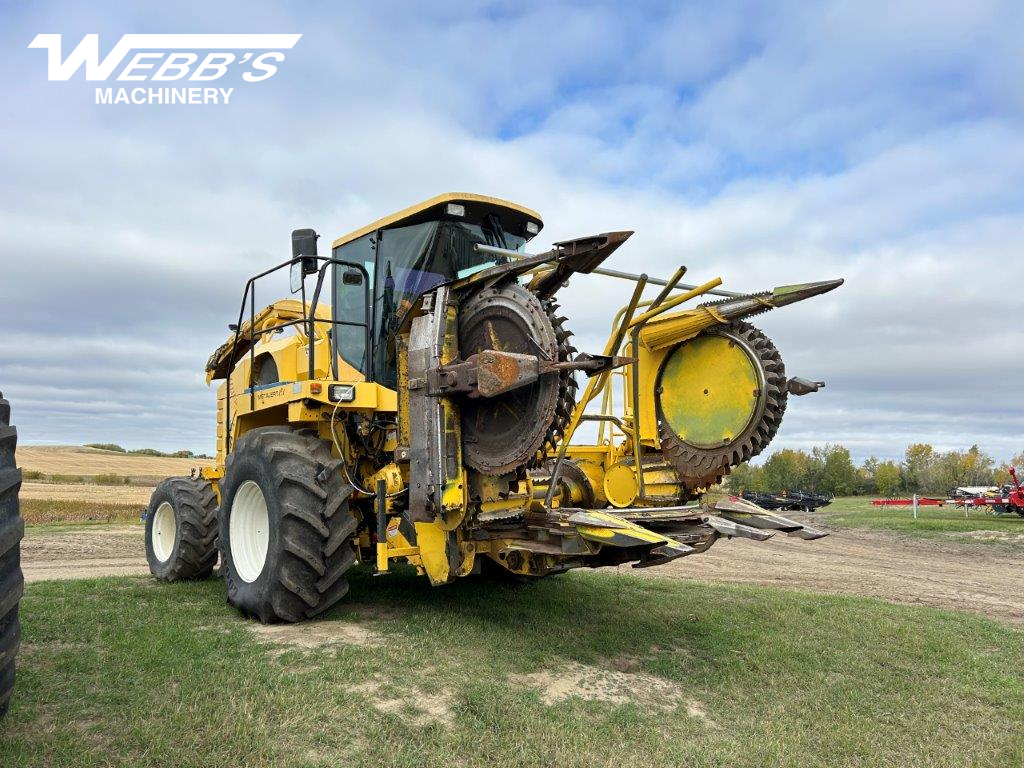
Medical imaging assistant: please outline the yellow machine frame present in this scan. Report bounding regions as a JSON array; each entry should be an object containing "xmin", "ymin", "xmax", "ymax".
[{"xmin": 199, "ymin": 193, "xmax": 830, "ymax": 586}]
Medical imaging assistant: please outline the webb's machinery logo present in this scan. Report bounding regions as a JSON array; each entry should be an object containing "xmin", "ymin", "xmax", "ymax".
[{"xmin": 28, "ymin": 34, "xmax": 301, "ymax": 105}]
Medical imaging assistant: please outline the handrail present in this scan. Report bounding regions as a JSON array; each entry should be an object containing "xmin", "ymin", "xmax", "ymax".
[{"xmin": 223, "ymin": 256, "xmax": 372, "ymax": 456}]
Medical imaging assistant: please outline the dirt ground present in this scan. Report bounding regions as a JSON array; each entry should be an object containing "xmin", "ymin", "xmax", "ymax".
[
  {"xmin": 18, "ymin": 523, "xmax": 1024, "ymax": 624},
  {"xmin": 21, "ymin": 525, "xmax": 150, "ymax": 582},
  {"xmin": 644, "ymin": 527, "xmax": 1024, "ymax": 625}
]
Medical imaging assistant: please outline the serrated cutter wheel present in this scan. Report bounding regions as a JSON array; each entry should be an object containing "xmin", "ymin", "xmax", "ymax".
[
  {"xmin": 656, "ymin": 321, "xmax": 787, "ymax": 489},
  {"xmin": 458, "ymin": 283, "xmax": 577, "ymax": 475}
]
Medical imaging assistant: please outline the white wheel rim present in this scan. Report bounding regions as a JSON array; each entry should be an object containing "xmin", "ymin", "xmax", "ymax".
[
  {"xmin": 230, "ymin": 480, "xmax": 270, "ymax": 583},
  {"xmin": 152, "ymin": 501, "xmax": 176, "ymax": 563}
]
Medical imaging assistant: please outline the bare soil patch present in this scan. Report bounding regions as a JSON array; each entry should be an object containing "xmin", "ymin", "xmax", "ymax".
[
  {"xmin": 509, "ymin": 660, "xmax": 716, "ymax": 725},
  {"xmin": 511, "ymin": 661, "xmax": 674, "ymax": 706},
  {"xmin": 947, "ymin": 530, "xmax": 1024, "ymax": 542},
  {"xmin": 20, "ymin": 524, "xmax": 148, "ymax": 582},
  {"xmin": 346, "ymin": 678, "xmax": 455, "ymax": 727},
  {"xmin": 249, "ymin": 621, "xmax": 387, "ymax": 650}
]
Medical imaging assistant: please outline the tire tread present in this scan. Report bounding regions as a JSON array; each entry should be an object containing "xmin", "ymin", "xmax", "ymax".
[
  {"xmin": 220, "ymin": 427, "xmax": 357, "ymax": 623},
  {"xmin": 0, "ymin": 393, "xmax": 23, "ymax": 718}
]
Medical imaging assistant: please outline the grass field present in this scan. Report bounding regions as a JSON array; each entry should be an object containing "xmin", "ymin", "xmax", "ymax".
[
  {"xmin": 18, "ymin": 445, "xmax": 210, "ymax": 483},
  {"xmin": 810, "ymin": 496, "xmax": 1024, "ymax": 548},
  {"xmin": 1, "ymin": 569, "xmax": 1022, "ymax": 768}
]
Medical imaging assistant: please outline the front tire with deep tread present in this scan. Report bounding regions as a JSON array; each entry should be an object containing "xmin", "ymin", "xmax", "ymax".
[
  {"xmin": 0, "ymin": 392, "xmax": 24, "ymax": 719},
  {"xmin": 218, "ymin": 427, "xmax": 358, "ymax": 623},
  {"xmin": 145, "ymin": 477, "xmax": 219, "ymax": 581}
]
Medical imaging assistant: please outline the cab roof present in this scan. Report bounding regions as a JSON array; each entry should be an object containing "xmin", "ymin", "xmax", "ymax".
[{"xmin": 331, "ymin": 192, "xmax": 543, "ymax": 250}]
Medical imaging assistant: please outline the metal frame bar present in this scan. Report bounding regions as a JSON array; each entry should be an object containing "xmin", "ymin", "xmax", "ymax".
[
  {"xmin": 474, "ymin": 243, "xmax": 742, "ymax": 298},
  {"xmin": 543, "ymin": 274, "xmax": 649, "ymax": 510}
]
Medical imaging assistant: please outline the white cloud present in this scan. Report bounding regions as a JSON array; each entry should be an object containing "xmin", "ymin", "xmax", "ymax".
[{"xmin": 0, "ymin": 0, "xmax": 1021, "ymax": 465}]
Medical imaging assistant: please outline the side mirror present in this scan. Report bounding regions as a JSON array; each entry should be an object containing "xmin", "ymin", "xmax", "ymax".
[{"xmin": 290, "ymin": 228, "xmax": 319, "ymax": 294}]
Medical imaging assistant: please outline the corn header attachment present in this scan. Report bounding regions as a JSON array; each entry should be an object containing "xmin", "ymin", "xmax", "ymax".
[{"xmin": 146, "ymin": 193, "xmax": 841, "ymax": 621}]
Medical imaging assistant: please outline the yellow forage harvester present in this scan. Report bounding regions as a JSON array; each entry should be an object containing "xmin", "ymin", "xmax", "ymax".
[{"xmin": 144, "ymin": 193, "xmax": 842, "ymax": 622}]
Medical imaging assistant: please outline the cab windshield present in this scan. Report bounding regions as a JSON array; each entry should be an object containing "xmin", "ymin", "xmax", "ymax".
[{"xmin": 333, "ymin": 217, "xmax": 527, "ymax": 387}]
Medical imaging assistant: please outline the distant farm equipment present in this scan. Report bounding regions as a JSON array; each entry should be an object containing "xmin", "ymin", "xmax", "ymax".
[
  {"xmin": 872, "ymin": 467, "xmax": 1023, "ymax": 517},
  {"xmin": 871, "ymin": 497, "xmax": 945, "ymax": 507},
  {"xmin": 741, "ymin": 490, "xmax": 834, "ymax": 513},
  {"xmin": 949, "ymin": 468, "xmax": 1024, "ymax": 516}
]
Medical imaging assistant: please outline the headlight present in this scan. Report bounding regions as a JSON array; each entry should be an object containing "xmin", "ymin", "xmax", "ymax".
[{"xmin": 329, "ymin": 384, "xmax": 356, "ymax": 402}]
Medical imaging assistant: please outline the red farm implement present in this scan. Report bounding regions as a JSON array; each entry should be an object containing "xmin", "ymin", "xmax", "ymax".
[{"xmin": 872, "ymin": 467, "xmax": 1023, "ymax": 517}]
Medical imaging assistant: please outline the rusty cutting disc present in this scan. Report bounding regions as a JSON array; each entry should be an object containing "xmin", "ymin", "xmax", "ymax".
[{"xmin": 459, "ymin": 283, "xmax": 566, "ymax": 475}]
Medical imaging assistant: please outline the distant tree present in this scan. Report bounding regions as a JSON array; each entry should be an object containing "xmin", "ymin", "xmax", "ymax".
[
  {"xmin": 928, "ymin": 445, "xmax": 995, "ymax": 493},
  {"xmin": 814, "ymin": 444, "xmax": 858, "ymax": 495},
  {"xmin": 726, "ymin": 462, "xmax": 764, "ymax": 493},
  {"xmin": 903, "ymin": 443, "xmax": 935, "ymax": 492},
  {"xmin": 874, "ymin": 461, "xmax": 902, "ymax": 496},
  {"xmin": 961, "ymin": 444, "xmax": 995, "ymax": 486},
  {"xmin": 761, "ymin": 449, "xmax": 812, "ymax": 492},
  {"xmin": 855, "ymin": 456, "xmax": 878, "ymax": 495},
  {"xmin": 85, "ymin": 443, "xmax": 126, "ymax": 453},
  {"xmin": 994, "ymin": 452, "xmax": 1024, "ymax": 485}
]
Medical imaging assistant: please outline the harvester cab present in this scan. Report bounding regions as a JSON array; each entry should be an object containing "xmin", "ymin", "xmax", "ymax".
[{"xmin": 146, "ymin": 192, "xmax": 843, "ymax": 623}]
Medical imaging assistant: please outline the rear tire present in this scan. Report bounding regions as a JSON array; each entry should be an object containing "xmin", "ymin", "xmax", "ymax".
[
  {"xmin": 145, "ymin": 477, "xmax": 219, "ymax": 581},
  {"xmin": 218, "ymin": 427, "xmax": 358, "ymax": 623},
  {"xmin": 0, "ymin": 392, "xmax": 25, "ymax": 719}
]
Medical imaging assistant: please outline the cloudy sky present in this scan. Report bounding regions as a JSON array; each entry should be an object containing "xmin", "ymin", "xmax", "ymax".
[{"xmin": 1, "ymin": 1, "xmax": 1022, "ymax": 463}]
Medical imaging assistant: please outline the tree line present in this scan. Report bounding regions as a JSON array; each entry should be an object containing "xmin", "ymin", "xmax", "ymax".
[
  {"xmin": 84, "ymin": 443, "xmax": 212, "ymax": 459},
  {"xmin": 726, "ymin": 443, "xmax": 1024, "ymax": 497}
]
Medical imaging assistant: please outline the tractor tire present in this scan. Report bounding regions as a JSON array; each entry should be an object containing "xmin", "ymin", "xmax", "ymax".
[
  {"xmin": 0, "ymin": 392, "xmax": 24, "ymax": 719},
  {"xmin": 218, "ymin": 427, "xmax": 357, "ymax": 623},
  {"xmin": 145, "ymin": 477, "xmax": 219, "ymax": 581}
]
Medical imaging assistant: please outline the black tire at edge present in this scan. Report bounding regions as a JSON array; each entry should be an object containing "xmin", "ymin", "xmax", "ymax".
[{"xmin": 0, "ymin": 392, "xmax": 25, "ymax": 719}]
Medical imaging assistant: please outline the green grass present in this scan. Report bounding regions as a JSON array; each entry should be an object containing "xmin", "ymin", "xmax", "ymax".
[
  {"xmin": 810, "ymin": 496, "xmax": 1024, "ymax": 548},
  {"xmin": 1, "ymin": 569, "xmax": 1022, "ymax": 767}
]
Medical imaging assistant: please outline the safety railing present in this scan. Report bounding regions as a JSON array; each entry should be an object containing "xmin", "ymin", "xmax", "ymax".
[{"xmin": 223, "ymin": 256, "xmax": 371, "ymax": 455}]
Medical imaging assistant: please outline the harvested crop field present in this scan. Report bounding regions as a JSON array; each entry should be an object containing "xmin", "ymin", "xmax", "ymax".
[
  {"xmin": 20, "ymin": 483, "xmax": 154, "ymax": 505},
  {"xmin": 19, "ymin": 483, "xmax": 150, "ymax": 525},
  {"xmin": 18, "ymin": 445, "xmax": 211, "ymax": 481}
]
